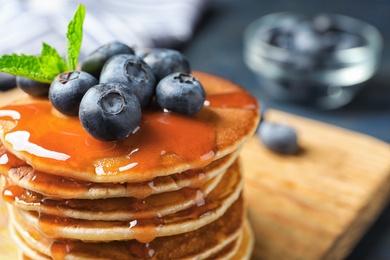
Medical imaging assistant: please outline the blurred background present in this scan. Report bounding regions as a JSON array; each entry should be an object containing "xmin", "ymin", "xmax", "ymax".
[
  {"xmin": 185, "ymin": 2, "xmax": 390, "ymax": 259},
  {"xmin": 0, "ymin": 0, "xmax": 389, "ymax": 259}
]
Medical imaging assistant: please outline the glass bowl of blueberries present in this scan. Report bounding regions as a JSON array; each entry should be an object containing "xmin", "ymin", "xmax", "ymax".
[{"xmin": 244, "ymin": 12, "xmax": 383, "ymax": 109}]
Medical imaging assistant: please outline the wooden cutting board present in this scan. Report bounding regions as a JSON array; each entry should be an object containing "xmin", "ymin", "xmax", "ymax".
[
  {"xmin": 242, "ymin": 110, "xmax": 390, "ymax": 260},
  {"xmin": 0, "ymin": 89, "xmax": 389, "ymax": 259}
]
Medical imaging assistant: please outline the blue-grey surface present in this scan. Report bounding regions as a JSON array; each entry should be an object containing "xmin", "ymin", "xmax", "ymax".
[{"xmin": 182, "ymin": 0, "xmax": 390, "ymax": 259}]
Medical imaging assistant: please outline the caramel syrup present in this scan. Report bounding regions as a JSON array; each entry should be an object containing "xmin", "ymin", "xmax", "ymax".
[
  {"xmin": 50, "ymin": 241, "xmax": 76, "ymax": 260},
  {"xmin": 5, "ymin": 162, "xmax": 208, "ymax": 200},
  {"xmin": 0, "ymin": 142, "xmax": 26, "ymax": 176},
  {"xmin": 36, "ymin": 211, "xmax": 164, "ymax": 244},
  {"xmin": 205, "ymin": 92, "xmax": 258, "ymax": 109},
  {"xmin": 3, "ymin": 174, "xmax": 211, "ymax": 220},
  {"xmin": 50, "ymin": 239, "xmax": 158, "ymax": 259},
  {"xmin": 0, "ymin": 90, "xmax": 258, "ymax": 182},
  {"xmin": 2, "ymin": 182, "xmax": 25, "ymax": 203},
  {"xmin": 0, "ymin": 102, "xmax": 217, "ymax": 181}
]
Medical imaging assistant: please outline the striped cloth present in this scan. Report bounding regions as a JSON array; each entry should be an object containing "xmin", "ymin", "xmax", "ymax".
[{"xmin": 0, "ymin": 0, "xmax": 207, "ymax": 58}]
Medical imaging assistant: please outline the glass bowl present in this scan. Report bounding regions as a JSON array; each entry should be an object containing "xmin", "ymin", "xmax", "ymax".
[{"xmin": 243, "ymin": 12, "xmax": 383, "ymax": 109}]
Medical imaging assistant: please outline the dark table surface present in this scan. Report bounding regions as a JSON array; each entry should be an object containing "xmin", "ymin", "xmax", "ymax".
[{"xmin": 182, "ymin": 0, "xmax": 390, "ymax": 259}]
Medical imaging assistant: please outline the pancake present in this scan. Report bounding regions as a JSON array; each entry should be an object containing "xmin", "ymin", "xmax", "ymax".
[
  {"xmin": 5, "ymin": 165, "xmax": 227, "ymax": 221},
  {"xmin": 10, "ymin": 220, "xmax": 243, "ymax": 260},
  {"xmin": 9, "ymin": 194, "xmax": 245, "ymax": 259},
  {"xmin": 10, "ymin": 208, "xmax": 254, "ymax": 260},
  {"xmin": 4, "ymin": 147, "xmax": 240, "ymax": 200},
  {"xmin": 15, "ymin": 225, "xmax": 250, "ymax": 260},
  {"xmin": 205, "ymin": 236, "xmax": 242, "ymax": 260},
  {"xmin": 4, "ymin": 171, "xmax": 223, "ymax": 221},
  {"xmin": 9, "ymin": 223, "xmax": 51, "ymax": 260},
  {"xmin": 0, "ymin": 72, "xmax": 259, "ymax": 183},
  {"xmin": 12, "ymin": 226, "xmax": 242, "ymax": 260},
  {"xmin": 234, "ymin": 219, "xmax": 255, "ymax": 260},
  {"xmin": 11, "ymin": 160, "xmax": 243, "ymax": 242}
]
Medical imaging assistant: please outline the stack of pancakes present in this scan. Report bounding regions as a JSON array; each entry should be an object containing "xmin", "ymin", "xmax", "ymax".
[{"xmin": 0, "ymin": 72, "xmax": 259, "ymax": 259}]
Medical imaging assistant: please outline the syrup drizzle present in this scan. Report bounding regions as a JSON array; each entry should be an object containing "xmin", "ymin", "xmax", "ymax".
[
  {"xmin": 3, "ymin": 176, "xmax": 210, "ymax": 219},
  {"xmin": 0, "ymin": 90, "xmax": 258, "ymax": 182},
  {"xmin": 50, "ymin": 241, "xmax": 75, "ymax": 260},
  {"xmin": 5, "ymin": 161, "xmax": 209, "ymax": 200},
  {"xmin": 2, "ymin": 176, "xmax": 211, "ymax": 242},
  {"xmin": 205, "ymin": 91, "xmax": 258, "ymax": 109},
  {"xmin": 3, "ymin": 174, "xmax": 217, "ymax": 244},
  {"xmin": 41, "ymin": 195, "xmax": 243, "ymax": 260},
  {"xmin": 2, "ymin": 183, "xmax": 25, "ymax": 203},
  {"xmin": 50, "ymin": 239, "xmax": 158, "ymax": 259},
  {"xmin": 36, "ymin": 211, "xmax": 165, "ymax": 244},
  {"xmin": 0, "ymin": 143, "xmax": 26, "ymax": 174},
  {"xmin": 0, "ymin": 102, "xmax": 219, "ymax": 182}
]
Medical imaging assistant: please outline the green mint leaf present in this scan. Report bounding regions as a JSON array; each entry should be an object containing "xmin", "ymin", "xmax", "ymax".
[
  {"xmin": 0, "ymin": 54, "xmax": 53, "ymax": 83},
  {"xmin": 0, "ymin": 43, "xmax": 67, "ymax": 83},
  {"xmin": 66, "ymin": 4, "xmax": 86, "ymax": 70},
  {"xmin": 39, "ymin": 42, "xmax": 67, "ymax": 76}
]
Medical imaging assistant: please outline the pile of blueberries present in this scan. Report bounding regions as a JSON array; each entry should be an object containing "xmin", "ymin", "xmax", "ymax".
[
  {"xmin": 16, "ymin": 42, "xmax": 206, "ymax": 141},
  {"xmin": 259, "ymin": 14, "xmax": 366, "ymax": 69}
]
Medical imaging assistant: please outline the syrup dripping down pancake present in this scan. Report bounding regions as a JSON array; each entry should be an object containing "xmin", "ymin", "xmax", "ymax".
[
  {"xmin": 15, "ymin": 225, "xmax": 253, "ymax": 260},
  {"xmin": 9, "ymin": 224, "xmax": 242, "ymax": 260},
  {"xmin": 3, "ymin": 146, "xmax": 240, "ymax": 200},
  {"xmin": 9, "ymin": 195, "xmax": 247, "ymax": 260},
  {"xmin": 11, "ymin": 160, "xmax": 243, "ymax": 242},
  {"xmin": 0, "ymin": 72, "xmax": 259, "ymax": 183},
  {"xmin": 4, "ymin": 168, "xmax": 225, "ymax": 221}
]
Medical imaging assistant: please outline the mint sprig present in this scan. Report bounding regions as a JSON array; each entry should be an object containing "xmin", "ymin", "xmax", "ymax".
[
  {"xmin": 0, "ymin": 4, "xmax": 86, "ymax": 83},
  {"xmin": 66, "ymin": 4, "xmax": 86, "ymax": 71}
]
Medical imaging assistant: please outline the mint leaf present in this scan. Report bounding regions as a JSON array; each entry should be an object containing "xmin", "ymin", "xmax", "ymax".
[
  {"xmin": 66, "ymin": 4, "xmax": 86, "ymax": 70},
  {"xmin": 0, "ymin": 54, "xmax": 53, "ymax": 83},
  {"xmin": 0, "ymin": 42, "xmax": 67, "ymax": 83},
  {"xmin": 39, "ymin": 42, "xmax": 67, "ymax": 77}
]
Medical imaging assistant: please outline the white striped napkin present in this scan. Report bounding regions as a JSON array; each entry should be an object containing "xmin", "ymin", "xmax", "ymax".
[{"xmin": 0, "ymin": 0, "xmax": 207, "ymax": 58}]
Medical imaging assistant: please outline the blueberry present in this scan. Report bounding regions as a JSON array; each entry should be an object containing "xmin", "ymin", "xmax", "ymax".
[
  {"xmin": 292, "ymin": 22, "xmax": 322, "ymax": 53},
  {"xmin": 81, "ymin": 41, "xmax": 134, "ymax": 79},
  {"xmin": 277, "ymin": 14, "xmax": 303, "ymax": 33},
  {"xmin": 79, "ymin": 83, "xmax": 141, "ymax": 141},
  {"xmin": 155, "ymin": 72, "xmax": 205, "ymax": 115},
  {"xmin": 312, "ymin": 14, "xmax": 334, "ymax": 33},
  {"xmin": 272, "ymin": 30, "xmax": 294, "ymax": 50},
  {"xmin": 16, "ymin": 76, "xmax": 50, "ymax": 96},
  {"xmin": 49, "ymin": 70, "xmax": 98, "ymax": 116},
  {"xmin": 266, "ymin": 15, "xmax": 301, "ymax": 49},
  {"xmin": 100, "ymin": 54, "xmax": 156, "ymax": 107},
  {"xmin": 0, "ymin": 73, "xmax": 16, "ymax": 91},
  {"xmin": 258, "ymin": 121, "xmax": 299, "ymax": 154},
  {"xmin": 142, "ymin": 48, "xmax": 191, "ymax": 81}
]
